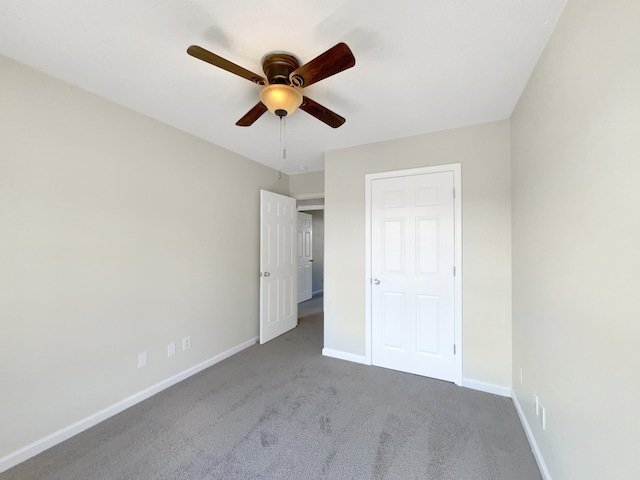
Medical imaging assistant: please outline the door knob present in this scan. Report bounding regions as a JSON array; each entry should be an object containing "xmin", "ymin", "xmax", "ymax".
[
  {"xmin": 263, "ymin": 272, "xmax": 271, "ymax": 277},
  {"xmin": 373, "ymin": 278, "xmax": 380, "ymax": 285}
]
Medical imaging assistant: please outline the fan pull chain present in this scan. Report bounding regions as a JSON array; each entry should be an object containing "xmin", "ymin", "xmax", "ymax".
[
  {"xmin": 279, "ymin": 116, "xmax": 283, "ymax": 160},
  {"xmin": 277, "ymin": 116, "xmax": 287, "ymax": 180},
  {"xmin": 280, "ymin": 116, "xmax": 287, "ymax": 160}
]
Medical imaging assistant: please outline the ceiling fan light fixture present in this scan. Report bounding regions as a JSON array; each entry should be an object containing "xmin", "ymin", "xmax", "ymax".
[{"xmin": 259, "ymin": 84, "xmax": 303, "ymax": 117}]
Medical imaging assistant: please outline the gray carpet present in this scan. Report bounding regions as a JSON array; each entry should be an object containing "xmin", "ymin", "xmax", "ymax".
[
  {"xmin": 297, "ymin": 293, "xmax": 323, "ymax": 318},
  {"xmin": 2, "ymin": 297, "xmax": 541, "ymax": 479}
]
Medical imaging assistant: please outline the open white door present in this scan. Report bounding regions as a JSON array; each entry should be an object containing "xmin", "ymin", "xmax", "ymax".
[
  {"xmin": 297, "ymin": 212, "xmax": 313, "ymax": 303},
  {"xmin": 260, "ymin": 190, "xmax": 297, "ymax": 344}
]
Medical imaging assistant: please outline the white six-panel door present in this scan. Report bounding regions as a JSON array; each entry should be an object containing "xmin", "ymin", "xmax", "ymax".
[
  {"xmin": 260, "ymin": 190, "xmax": 297, "ymax": 344},
  {"xmin": 297, "ymin": 212, "xmax": 313, "ymax": 303},
  {"xmin": 370, "ymin": 170, "xmax": 457, "ymax": 381}
]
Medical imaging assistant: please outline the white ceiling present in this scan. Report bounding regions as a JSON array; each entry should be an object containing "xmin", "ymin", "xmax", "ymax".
[{"xmin": 0, "ymin": 0, "xmax": 566, "ymax": 174}]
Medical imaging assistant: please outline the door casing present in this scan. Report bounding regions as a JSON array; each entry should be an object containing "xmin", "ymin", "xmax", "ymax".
[{"xmin": 364, "ymin": 164, "xmax": 463, "ymax": 385}]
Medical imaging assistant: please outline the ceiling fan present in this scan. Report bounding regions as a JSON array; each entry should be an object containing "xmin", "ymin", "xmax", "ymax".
[{"xmin": 187, "ymin": 43, "xmax": 355, "ymax": 128}]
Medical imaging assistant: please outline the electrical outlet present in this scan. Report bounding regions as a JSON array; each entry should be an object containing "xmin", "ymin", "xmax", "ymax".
[
  {"xmin": 168, "ymin": 342, "xmax": 176, "ymax": 357},
  {"xmin": 137, "ymin": 352, "xmax": 147, "ymax": 368},
  {"xmin": 182, "ymin": 336, "xmax": 191, "ymax": 351},
  {"xmin": 539, "ymin": 402, "xmax": 546, "ymax": 430}
]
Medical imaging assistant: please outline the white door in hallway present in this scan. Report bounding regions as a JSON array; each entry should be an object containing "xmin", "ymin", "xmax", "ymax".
[
  {"xmin": 370, "ymin": 171, "xmax": 456, "ymax": 381},
  {"xmin": 260, "ymin": 190, "xmax": 297, "ymax": 344},
  {"xmin": 297, "ymin": 212, "xmax": 313, "ymax": 303}
]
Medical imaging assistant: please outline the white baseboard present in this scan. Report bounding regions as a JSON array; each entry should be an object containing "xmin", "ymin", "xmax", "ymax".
[
  {"xmin": 462, "ymin": 377, "xmax": 511, "ymax": 397},
  {"xmin": 0, "ymin": 337, "xmax": 258, "ymax": 474},
  {"xmin": 512, "ymin": 393, "xmax": 552, "ymax": 480},
  {"xmin": 322, "ymin": 348, "xmax": 368, "ymax": 365}
]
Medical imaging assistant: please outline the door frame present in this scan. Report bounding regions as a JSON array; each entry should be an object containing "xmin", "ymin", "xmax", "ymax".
[{"xmin": 364, "ymin": 164, "xmax": 463, "ymax": 386}]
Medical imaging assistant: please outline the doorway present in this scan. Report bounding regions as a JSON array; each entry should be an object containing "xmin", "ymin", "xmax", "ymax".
[{"xmin": 297, "ymin": 197, "xmax": 325, "ymax": 318}]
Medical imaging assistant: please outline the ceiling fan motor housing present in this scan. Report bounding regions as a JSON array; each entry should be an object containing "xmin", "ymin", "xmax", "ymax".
[{"xmin": 261, "ymin": 53, "xmax": 301, "ymax": 85}]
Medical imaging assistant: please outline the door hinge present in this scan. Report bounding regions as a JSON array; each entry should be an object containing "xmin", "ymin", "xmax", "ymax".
[
  {"xmin": 453, "ymin": 344, "xmax": 456, "ymax": 355},
  {"xmin": 453, "ymin": 266, "xmax": 456, "ymax": 276},
  {"xmin": 453, "ymin": 188, "xmax": 456, "ymax": 199}
]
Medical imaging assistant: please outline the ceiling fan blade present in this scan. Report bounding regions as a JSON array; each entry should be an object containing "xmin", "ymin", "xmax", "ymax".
[
  {"xmin": 187, "ymin": 45, "xmax": 266, "ymax": 85},
  {"xmin": 299, "ymin": 96, "xmax": 346, "ymax": 128},
  {"xmin": 236, "ymin": 102, "xmax": 268, "ymax": 126},
  {"xmin": 290, "ymin": 43, "xmax": 355, "ymax": 88}
]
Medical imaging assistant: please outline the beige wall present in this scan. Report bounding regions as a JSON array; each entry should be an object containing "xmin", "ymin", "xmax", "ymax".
[
  {"xmin": 289, "ymin": 171, "xmax": 324, "ymax": 198},
  {"xmin": 324, "ymin": 121, "xmax": 512, "ymax": 389},
  {"xmin": 0, "ymin": 55, "xmax": 288, "ymax": 459},
  {"xmin": 511, "ymin": 1, "xmax": 640, "ymax": 478}
]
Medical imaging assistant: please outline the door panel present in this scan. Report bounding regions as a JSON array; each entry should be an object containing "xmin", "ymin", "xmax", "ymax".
[
  {"xmin": 416, "ymin": 295, "xmax": 440, "ymax": 354},
  {"xmin": 382, "ymin": 219, "xmax": 405, "ymax": 274},
  {"xmin": 260, "ymin": 190, "xmax": 297, "ymax": 344},
  {"xmin": 382, "ymin": 292, "xmax": 405, "ymax": 349},
  {"xmin": 371, "ymin": 172, "xmax": 455, "ymax": 381},
  {"xmin": 417, "ymin": 218, "xmax": 439, "ymax": 273}
]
